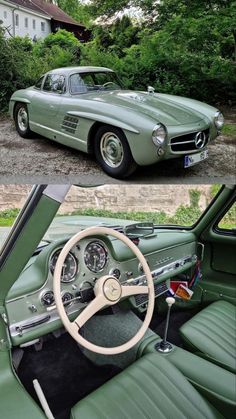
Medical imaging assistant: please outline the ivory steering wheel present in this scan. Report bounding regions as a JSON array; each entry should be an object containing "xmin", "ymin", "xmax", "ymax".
[{"xmin": 53, "ymin": 227, "xmax": 155, "ymax": 355}]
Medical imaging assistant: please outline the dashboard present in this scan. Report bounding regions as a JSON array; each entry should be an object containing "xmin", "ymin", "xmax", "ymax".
[{"xmin": 5, "ymin": 228, "xmax": 197, "ymax": 346}]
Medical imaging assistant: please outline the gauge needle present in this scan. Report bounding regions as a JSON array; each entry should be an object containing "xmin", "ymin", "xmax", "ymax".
[
  {"xmin": 62, "ymin": 264, "xmax": 66, "ymax": 280},
  {"xmin": 93, "ymin": 255, "xmax": 97, "ymax": 270}
]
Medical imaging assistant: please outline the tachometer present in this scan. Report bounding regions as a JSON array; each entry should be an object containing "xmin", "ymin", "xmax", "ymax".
[
  {"xmin": 84, "ymin": 242, "xmax": 108, "ymax": 273},
  {"xmin": 50, "ymin": 249, "xmax": 78, "ymax": 283}
]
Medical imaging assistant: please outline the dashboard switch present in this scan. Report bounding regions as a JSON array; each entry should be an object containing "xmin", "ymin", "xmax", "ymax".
[{"xmin": 28, "ymin": 304, "xmax": 37, "ymax": 313}]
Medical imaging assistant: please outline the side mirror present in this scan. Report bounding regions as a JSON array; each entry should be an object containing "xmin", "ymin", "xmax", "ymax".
[{"xmin": 148, "ymin": 86, "xmax": 155, "ymax": 95}]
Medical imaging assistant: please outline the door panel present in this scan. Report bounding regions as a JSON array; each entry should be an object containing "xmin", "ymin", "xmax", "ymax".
[
  {"xmin": 200, "ymin": 205, "xmax": 236, "ymax": 305},
  {"xmin": 30, "ymin": 91, "xmax": 63, "ymax": 128}
]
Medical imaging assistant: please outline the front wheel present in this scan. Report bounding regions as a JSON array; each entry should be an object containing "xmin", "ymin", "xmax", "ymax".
[
  {"xmin": 94, "ymin": 126, "xmax": 137, "ymax": 179},
  {"xmin": 14, "ymin": 103, "xmax": 34, "ymax": 138}
]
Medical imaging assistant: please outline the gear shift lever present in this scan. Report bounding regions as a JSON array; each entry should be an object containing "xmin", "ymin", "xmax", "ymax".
[{"xmin": 155, "ymin": 297, "xmax": 175, "ymax": 353}]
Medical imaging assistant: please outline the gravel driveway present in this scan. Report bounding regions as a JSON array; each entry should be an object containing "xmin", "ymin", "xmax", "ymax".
[{"xmin": 0, "ymin": 114, "xmax": 235, "ymax": 184}]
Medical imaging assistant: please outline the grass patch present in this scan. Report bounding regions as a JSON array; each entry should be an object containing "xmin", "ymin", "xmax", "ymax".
[
  {"xmin": 222, "ymin": 124, "xmax": 236, "ymax": 137},
  {"xmin": 0, "ymin": 209, "xmax": 20, "ymax": 226}
]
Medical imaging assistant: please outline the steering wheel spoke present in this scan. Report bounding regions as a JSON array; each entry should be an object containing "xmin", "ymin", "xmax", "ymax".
[
  {"xmin": 53, "ymin": 226, "xmax": 154, "ymax": 355},
  {"xmin": 73, "ymin": 294, "xmax": 107, "ymax": 329},
  {"xmin": 121, "ymin": 285, "xmax": 148, "ymax": 298}
]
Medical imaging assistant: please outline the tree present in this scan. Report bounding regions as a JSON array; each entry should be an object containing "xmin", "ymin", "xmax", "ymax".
[{"xmin": 57, "ymin": 1, "xmax": 93, "ymax": 26}]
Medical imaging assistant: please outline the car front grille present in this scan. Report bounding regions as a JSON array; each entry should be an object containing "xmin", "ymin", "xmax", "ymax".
[{"xmin": 170, "ymin": 129, "xmax": 210, "ymax": 153}]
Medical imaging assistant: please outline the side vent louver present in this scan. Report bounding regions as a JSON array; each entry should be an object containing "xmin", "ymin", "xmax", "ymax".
[{"xmin": 61, "ymin": 115, "xmax": 79, "ymax": 134}]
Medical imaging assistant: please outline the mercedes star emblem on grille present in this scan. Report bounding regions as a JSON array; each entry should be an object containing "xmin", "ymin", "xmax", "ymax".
[{"xmin": 195, "ymin": 132, "xmax": 206, "ymax": 149}]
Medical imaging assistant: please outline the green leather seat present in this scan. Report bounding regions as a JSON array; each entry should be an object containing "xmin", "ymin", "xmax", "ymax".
[
  {"xmin": 180, "ymin": 300, "xmax": 236, "ymax": 373},
  {"xmin": 71, "ymin": 353, "xmax": 222, "ymax": 419}
]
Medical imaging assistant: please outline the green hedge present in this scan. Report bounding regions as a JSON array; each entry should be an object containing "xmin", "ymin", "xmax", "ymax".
[
  {"xmin": 0, "ymin": 13, "xmax": 235, "ymax": 112},
  {"xmin": 1, "ymin": 189, "xmax": 234, "ymax": 229}
]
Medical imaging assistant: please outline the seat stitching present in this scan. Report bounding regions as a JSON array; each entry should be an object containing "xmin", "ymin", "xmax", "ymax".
[
  {"xmin": 198, "ymin": 309, "xmax": 236, "ymax": 330},
  {"xmin": 112, "ymin": 377, "xmax": 150, "ymax": 418},
  {"xmin": 191, "ymin": 319, "xmax": 236, "ymax": 350},
  {"xmin": 144, "ymin": 357, "xmax": 220, "ymax": 418},
  {"xmin": 126, "ymin": 369, "xmax": 167, "ymax": 419},
  {"xmin": 208, "ymin": 306, "xmax": 236, "ymax": 321},
  {"xmin": 194, "ymin": 314, "xmax": 236, "ymax": 338},
  {"xmin": 142, "ymin": 358, "xmax": 213, "ymax": 418},
  {"xmin": 185, "ymin": 323, "xmax": 235, "ymax": 358},
  {"xmin": 86, "ymin": 397, "xmax": 111, "ymax": 419},
  {"xmin": 199, "ymin": 309, "xmax": 236, "ymax": 326},
  {"xmin": 137, "ymin": 363, "xmax": 189, "ymax": 419}
]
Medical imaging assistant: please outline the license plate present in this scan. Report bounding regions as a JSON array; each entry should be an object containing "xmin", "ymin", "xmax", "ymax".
[{"xmin": 184, "ymin": 149, "xmax": 208, "ymax": 168}]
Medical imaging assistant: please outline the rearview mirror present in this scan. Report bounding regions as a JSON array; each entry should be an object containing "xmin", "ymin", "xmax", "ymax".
[{"xmin": 125, "ymin": 223, "xmax": 154, "ymax": 237}]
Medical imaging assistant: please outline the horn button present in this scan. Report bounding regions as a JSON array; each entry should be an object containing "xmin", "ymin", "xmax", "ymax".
[{"xmin": 103, "ymin": 277, "xmax": 122, "ymax": 302}]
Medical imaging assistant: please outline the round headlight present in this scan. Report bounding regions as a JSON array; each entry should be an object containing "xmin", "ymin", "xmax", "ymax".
[
  {"xmin": 152, "ymin": 124, "xmax": 167, "ymax": 146},
  {"xmin": 214, "ymin": 111, "xmax": 224, "ymax": 130}
]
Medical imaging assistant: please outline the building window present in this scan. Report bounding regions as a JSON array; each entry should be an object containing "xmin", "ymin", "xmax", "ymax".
[
  {"xmin": 3, "ymin": 11, "xmax": 7, "ymax": 19},
  {"xmin": 41, "ymin": 22, "xmax": 45, "ymax": 32},
  {"xmin": 33, "ymin": 19, "xmax": 36, "ymax": 30},
  {"xmin": 25, "ymin": 17, "xmax": 28, "ymax": 28},
  {"xmin": 15, "ymin": 14, "xmax": 19, "ymax": 26}
]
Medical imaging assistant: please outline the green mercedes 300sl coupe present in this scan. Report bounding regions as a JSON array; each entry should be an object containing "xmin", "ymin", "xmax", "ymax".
[
  {"xmin": 9, "ymin": 67, "xmax": 224, "ymax": 178},
  {"xmin": 0, "ymin": 185, "xmax": 235, "ymax": 419}
]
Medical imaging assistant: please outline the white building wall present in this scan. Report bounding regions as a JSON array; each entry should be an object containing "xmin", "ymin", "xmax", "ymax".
[{"xmin": 0, "ymin": 1, "xmax": 51, "ymax": 40}]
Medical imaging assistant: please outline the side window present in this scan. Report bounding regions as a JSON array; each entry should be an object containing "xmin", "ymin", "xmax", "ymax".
[
  {"xmin": 34, "ymin": 76, "xmax": 44, "ymax": 90},
  {"xmin": 217, "ymin": 202, "xmax": 236, "ymax": 232},
  {"xmin": 70, "ymin": 74, "xmax": 88, "ymax": 94},
  {"xmin": 42, "ymin": 74, "xmax": 66, "ymax": 93}
]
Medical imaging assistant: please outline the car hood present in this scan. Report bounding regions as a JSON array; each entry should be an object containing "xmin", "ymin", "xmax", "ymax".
[{"xmin": 90, "ymin": 90, "xmax": 206, "ymax": 126}]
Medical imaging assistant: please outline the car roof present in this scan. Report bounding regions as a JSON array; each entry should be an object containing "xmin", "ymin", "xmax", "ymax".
[{"xmin": 48, "ymin": 66, "xmax": 114, "ymax": 75}]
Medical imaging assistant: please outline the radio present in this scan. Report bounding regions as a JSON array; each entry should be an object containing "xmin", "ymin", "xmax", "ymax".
[{"xmin": 132, "ymin": 254, "xmax": 197, "ymax": 307}]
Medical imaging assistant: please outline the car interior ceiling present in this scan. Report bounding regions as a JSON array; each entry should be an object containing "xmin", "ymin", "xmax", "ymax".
[{"xmin": 3, "ymin": 186, "xmax": 235, "ymax": 419}]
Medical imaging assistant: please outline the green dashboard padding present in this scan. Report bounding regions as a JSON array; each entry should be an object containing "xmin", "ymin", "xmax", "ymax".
[
  {"xmin": 71, "ymin": 353, "xmax": 223, "ymax": 419},
  {"xmin": 180, "ymin": 300, "xmax": 236, "ymax": 373}
]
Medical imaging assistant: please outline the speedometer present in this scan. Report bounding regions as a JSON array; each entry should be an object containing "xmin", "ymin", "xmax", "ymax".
[
  {"xmin": 50, "ymin": 249, "xmax": 78, "ymax": 283},
  {"xmin": 84, "ymin": 242, "xmax": 108, "ymax": 273}
]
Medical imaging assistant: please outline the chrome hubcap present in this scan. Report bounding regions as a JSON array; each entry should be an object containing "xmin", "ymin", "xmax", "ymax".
[
  {"xmin": 17, "ymin": 108, "xmax": 28, "ymax": 132},
  {"xmin": 100, "ymin": 132, "xmax": 124, "ymax": 168}
]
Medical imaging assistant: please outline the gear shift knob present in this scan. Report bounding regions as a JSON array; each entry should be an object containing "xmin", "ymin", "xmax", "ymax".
[
  {"xmin": 155, "ymin": 296, "xmax": 175, "ymax": 353},
  {"xmin": 166, "ymin": 297, "xmax": 175, "ymax": 307}
]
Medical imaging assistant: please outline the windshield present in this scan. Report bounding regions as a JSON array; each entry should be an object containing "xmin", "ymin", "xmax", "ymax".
[
  {"xmin": 0, "ymin": 185, "xmax": 225, "ymax": 251},
  {"xmin": 70, "ymin": 71, "xmax": 123, "ymax": 94}
]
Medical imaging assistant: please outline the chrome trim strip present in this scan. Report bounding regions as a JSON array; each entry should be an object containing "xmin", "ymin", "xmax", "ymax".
[
  {"xmin": 170, "ymin": 147, "xmax": 208, "ymax": 155},
  {"xmin": 9, "ymin": 302, "xmax": 82, "ymax": 338},
  {"xmin": 30, "ymin": 121, "xmax": 85, "ymax": 144},
  {"xmin": 168, "ymin": 139, "xmax": 196, "ymax": 146}
]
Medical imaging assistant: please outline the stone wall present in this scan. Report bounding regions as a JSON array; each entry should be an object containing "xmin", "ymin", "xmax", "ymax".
[{"xmin": 0, "ymin": 185, "xmax": 212, "ymax": 215}]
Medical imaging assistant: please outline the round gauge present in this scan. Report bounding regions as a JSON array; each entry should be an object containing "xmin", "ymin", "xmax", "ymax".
[
  {"xmin": 62, "ymin": 292, "xmax": 73, "ymax": 307},
  {"xmin": 41, "ymin": 291, "xmax": 54, "ymax": 306},
  {"xmin": 84, "ymin": 242, "xmax": 108, "ymax": 273},
  {"xmin": 50, "ymin": 249, "xmax": 78, "ymax": 283}
]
